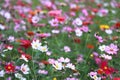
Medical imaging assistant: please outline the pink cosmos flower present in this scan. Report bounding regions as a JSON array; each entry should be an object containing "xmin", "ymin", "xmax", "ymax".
[
  {"xmin": 64, "ymin": 46, "xmax": 71, "ymax": 52},
  {"xmin": 38, "ymin": 70, "xmax": 48, "ymax": 75},
  {"xmin": 48, "ymin": 10, "xmax": 62, "ymax": 17},
  {"xmin": 49, "ymin": 19, "xmax": 59, "ymax": 27},
  {"xmin": 94, "ymin": 33, "xmax": 104, "ymax": 43},
  {"xmin": 105, "ymin": 43, "xmax": 119, "ymax": 55},
  {"xmin": 80, "ymin": 26, "xmax": 89, "ymax": 32}
]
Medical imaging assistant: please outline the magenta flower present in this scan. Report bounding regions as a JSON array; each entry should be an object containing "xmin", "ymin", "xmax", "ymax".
[{"xmin": 105, "ymin": 43, "xmax": 119, "ymax": 55}]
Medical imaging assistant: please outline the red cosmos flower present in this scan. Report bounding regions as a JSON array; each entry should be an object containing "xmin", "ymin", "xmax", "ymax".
[
  {"xmin": 20, "ymin": 40, "xmax": 31, "ymax": 49},
  {"xmin": 5, "ymin": 63, "xmax": 15, "ymax": 73},
  {"xmin": 97, "ymin": 60, "xmax": 116, "ymax": 75},
  {"xmin": 113, "ymin": 77, "xmax": 120, "ymax": 80}
]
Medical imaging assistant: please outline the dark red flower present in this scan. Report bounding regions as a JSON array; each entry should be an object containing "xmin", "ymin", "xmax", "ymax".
[
  {"xmin": 20, "ymin": 40, "xmax": 31, "ymax": 49},
  {"xmin": 41, "ymin": 60, "xmax": 50, "ymax": 65},
  {"xmin": 5, "ymin": 63, "xmax": 15, "ymax": 73},
  {"xmin": 74, "ymin": 38, "xmax": 81, "ymax": 44},
  {"xmin": 115, "ymin": 22, "xmax": 120, "ymax": 29}
]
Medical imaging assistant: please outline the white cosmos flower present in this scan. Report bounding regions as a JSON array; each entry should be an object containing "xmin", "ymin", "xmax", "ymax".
[
  {"xmin": 75, "ymin": 29, "xmax": 83, "ymax": 37},
  {"xmin": 38, "ymin": 45, "xmax": 48, "ymax": 52},
  {"xmin": 4, "ymin": 12, "xmax": 11, "ymax": 19},
  {"xmin": 20, "ymin": 54, "xmax": 28, "ymax": 62},
  {"xmin": 65, "ymin": 63, "xmax": 75, "ymax": 70},
  {"xmin": 20, "ymin": 64, "xmax": 30, "ymax": 74},
  {"xmin": 73, "ymin": 18, "xmax": 82, "ymax": 26},
  {"xmin": 99, "ymin": 45, "xmax": 106, "ymax": 51},
  {"xmin": 15, "ymin": 73, "xmax": 23, "ymax": 79},
  {"xmin": 0, "ymin": 24, "xmax": 5, "ymax": 30},
  {"xmin": 105, "ymin": 29, "xmax": 113, "ymax": 34},
  {"xmin": 32, "ymin": 15, "xmax": 40, "ymax": 24},
  {"xmin": 31, "ymin": 40, "xmax": 42, "ymax": 50},
  {"xmin": 0, "ymin": 70, "xmax": 5, "ymax": 77},
  {"xmin": 52, "ymin": 61, "xmax": 63, "ymax": 70}
]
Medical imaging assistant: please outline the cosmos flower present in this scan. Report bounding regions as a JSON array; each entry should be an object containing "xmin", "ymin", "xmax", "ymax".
[
  {"xmin": 38, "ymin": 70, "xmax": 48, "ymax": 75},
  {"xmin": 64, "ymin": 46, "xmax": 71, "ymax": 52},
  {"xmin": 31, "ymin": 40, "xmax": 41, "ymax": 50},
  {"xmin": 0, "ymin": 70, "xmax": 5, "ymax": 77},
  {"xmin": 31, "ymin": 15, "xmax": 40, "ymax": 24},
  {"xmin": 65, "ymin": 63, "xmax": 75, "ymax": 70},
  {"xmin": 5, "ymin": 63, "xmax": 15, "ymax": 73},
  {"xmin": 100, "ymin": 54, "xmax": 112, "ymax": 60},
  {"xmin": 20, "ymin": 39, "xmax": 31, "ymax": 49},
  {"xmin": 49, "ymin": 19, "xmax": 59, "ymax": 27},
  {"xmin": 97, "ymin": 60, "xmax": 116, "ymax": 75},
  {"xmin": 38, "ymin": 45, "xmax": 48, "ymax": 52},
  {"xmin": 105, "ymin": 43, "xmax": 119, "ymax": 55},
  {"xmin": 75, "ymin": 28, "xmax": 83, "ymax": 37},
  {"xmin": 52, "ymin": 61, "xmax": 63, "ymax": 70},
  {"xmin": 20, "ymin": 64, "xmax": 30, "ymax": 74},
  {"xmin": 99, "ymin": 45, "xmax": 106, "ymax": 51},
  {"xmin": 73, "ymin": 18, "xmax": 83, "ymax": 26}
]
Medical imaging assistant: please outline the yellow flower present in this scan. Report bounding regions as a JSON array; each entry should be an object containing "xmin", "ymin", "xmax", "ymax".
[
  {"xmin": 100, "ymin": 25, "xmax": 110, "ymax": 30},
  {"xmin": 53, "ymin": 77, "xmax": 57, "ymax": 80}
]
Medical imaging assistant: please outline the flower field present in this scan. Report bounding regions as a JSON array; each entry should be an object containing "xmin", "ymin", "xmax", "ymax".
[{"xmin": 0, "ymin": 0, "xmax": 120, "ymax": 80}]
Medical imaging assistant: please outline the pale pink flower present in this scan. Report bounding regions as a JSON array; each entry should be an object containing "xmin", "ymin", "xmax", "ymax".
[
  {"xmin": 105, "ymin": 43, "xmax": 119, "ymax": 55},
  {"xmin": 64, "ymin": 46, "xmax": 71, "ymax": 52}
]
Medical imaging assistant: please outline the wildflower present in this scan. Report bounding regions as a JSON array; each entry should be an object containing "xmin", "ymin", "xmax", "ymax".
[
  {"xmin": 105, "ymin": 43, "xmax": 119, "ymax": 55},
  {"xmin": 5, "ymin": 63, "xmax": 15, "ymax": 73},
  {"xmin": 77, "ymin": 54, "xmax": 83, "ymax": 63},
  {"xmin": 74, "ymin": 38, "xmax": 81, "ymax": 44},
  {"xmin": 99, "ymin": 45, "xmax": 106, "ymax": 51},
  {"xmin": 20, "ymin": 64, "xmax": 30, "ymax": 74},
  {"xmin": 88, "ymin": 71, "xmax": 101, "ymax": 80},
  {"xmin": 15, "ymin": 73, "xmax": 23, "ymax": 79},
  {"xmin": 49, "ymin": 19, "xmax": 59, "ymax": 27},
  {"xmin": 20, "ymin": 39, "xmax": 31, "ymax": 49},
  {"xmin": 38, "ymin": 45, "xmax": 48, "ymax": 52},
  {"xmin": 52, "ymin": 61, "xmax": 63, "ymax": 70},
  {"xmin": 7, "ymin": 36, "xmax": 15, "ymax": 42},
  {"xmin": 65, "ymin": 63, "xmax": 75, "ymax": 70},
  {"xmin": 105, "ymin": 29, "xmax": 113, "ymax": 34},
  {"xmin": 75, "ymin": 29, "xmax": 83, "ymax": 37},
  {"xmin": 0, "ymin": 24, "xmax": 5, "ymax": 30},
  {"xmin": 31, "ymin": 40, "xmax": 41, "ymax": 50},
  {"xmin": 31, "ymin": 15, "xmax": 40, "ymax": 24},
  {"xmin": 100, "ymin": 54, "xmax": 112, "ymax": 60},
  {"xmin": 57, "ymin": 57, "xmax": 70, "ymax": 63},
  {"xmin": 20, "ymin": 53, "xmax": 31, "ymax": 62},
  {"xmin": 38, "ymin": 70, "xmax": 48, "ymax": 75},
  {"xmin": 48, "ymin": 10, "xmax": 62, "ymax": 17},
  {"xmin": 64, "ymin": 46, "xmax": 71, "ymax": 52},
  {"xmin": 52, "ymin": 30, "xmax": 60, "ymax": 34},
  {"xmin": 97, "ymin": 60, "xmax": 115, "ymax": 75},
  {"xmin": 73, "ymin": 18, "xmax": 83, "ymax": 26},
  {"xmin": 100, "ymin": 25, "xmax": 109, "ymax": 30},
  {"xmin": 0, "ymin": 70, "xmax": 5, "ymax": 77}
]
